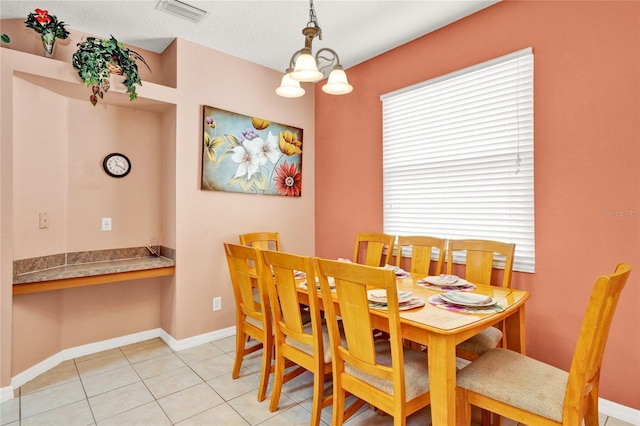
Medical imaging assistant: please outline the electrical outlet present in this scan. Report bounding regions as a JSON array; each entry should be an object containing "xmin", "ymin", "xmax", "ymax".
[
  {"xmin": 213, "ymin": 297, "xmax": 222, "ymax": 311},
  {"xmin": 39, "ymin": 212, "xmax": 49, "ymax": 229},
  {"xmin": 101, "ymin": 217, "xmax": 112, "ymax": 231}
]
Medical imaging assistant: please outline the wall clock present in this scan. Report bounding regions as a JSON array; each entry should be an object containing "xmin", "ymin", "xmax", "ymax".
[{"xmin": 103, "ymin": 153, "xmax": 131, "ymax": 178}]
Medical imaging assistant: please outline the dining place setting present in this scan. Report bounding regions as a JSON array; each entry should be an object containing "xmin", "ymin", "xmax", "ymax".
[
  {"xmin": 366, "ymin": 288, "xmax": 426, "ymax": 310},
  {"xmin": 296, "ymin": 275, "xmax": 336, "ymax": 292},
  {"xmin": 298, "ymin": 262, "xmax": 506, "ymax": 316},
  {"xmin": 413, "ymin": 273, "xmax": 506, "ymax": 313},
  {"xmin": 367, "ymin": 271, "xmax": 505, "ymax": 314}
]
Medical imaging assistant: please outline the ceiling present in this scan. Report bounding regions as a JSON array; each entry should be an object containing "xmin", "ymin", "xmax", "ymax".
[{"xmin": 0, "ymin": 0, "xmax": 499, "ymax": 72}]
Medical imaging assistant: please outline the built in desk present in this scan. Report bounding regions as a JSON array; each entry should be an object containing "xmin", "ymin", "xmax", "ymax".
[{"xmin": 12, "ymin": 247, "xmax": 175, "ymax": 295}]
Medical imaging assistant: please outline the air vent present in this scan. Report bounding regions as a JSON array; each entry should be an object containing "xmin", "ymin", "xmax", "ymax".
[{"xmin": 155, "ymin": 0, "xmax": 208, "ymax": 23}]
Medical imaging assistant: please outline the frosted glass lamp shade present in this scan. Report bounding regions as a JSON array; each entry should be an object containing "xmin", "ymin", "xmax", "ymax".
[
  {"xmin": 276, "ymin": 73, "xmax": 305, "ymax": 98},
  {"xmin": 290, "ymin": 53, "xmax": 323, "ymax": 82},
  {"xmin": 322, "ymin": 68, "xmax": 353, "ymax": 95}
]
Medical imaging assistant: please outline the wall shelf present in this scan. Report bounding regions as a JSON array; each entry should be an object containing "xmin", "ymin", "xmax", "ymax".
[{"xmin": 13, "ymin": 257, "xmax": 175, "ymax": 295}]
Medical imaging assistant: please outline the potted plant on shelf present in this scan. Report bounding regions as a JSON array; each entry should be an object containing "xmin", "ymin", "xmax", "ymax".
[
  {"xmin": 24, "ymin": 8, "xmax": 69, "ymax": 58},
  {"xmin": 71, "ymin": 35, "xmax": 151, "ymax": 106}
]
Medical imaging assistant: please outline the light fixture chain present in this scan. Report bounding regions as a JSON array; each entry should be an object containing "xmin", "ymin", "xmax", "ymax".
[{"xmin": 309, "ymin": 0, "xmax": 317, "ymax": 26}]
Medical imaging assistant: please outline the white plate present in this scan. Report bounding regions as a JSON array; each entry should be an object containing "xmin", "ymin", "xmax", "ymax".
[
  {"xmin": 367, "ymin": 289, "xmax": 413, "ymax": 304},
  {"xmin": 440, "ymin": 292, "xmax": 495, "ymax": 307},
  {"xmin": 370, "ymin": 296, "xmax": 425, "ymax": 311},
  {"xmin": 422, "ymin": 275, "xmax": 469, "ymax": 287}
]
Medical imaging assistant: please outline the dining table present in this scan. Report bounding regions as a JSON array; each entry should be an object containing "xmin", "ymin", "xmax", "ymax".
[{"xmin": 297, "ymin": 270, "xmax": 529, "ymax": 426}]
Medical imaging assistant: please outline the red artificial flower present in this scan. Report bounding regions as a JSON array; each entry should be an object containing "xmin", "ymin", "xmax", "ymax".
[
  {"xmin": 273, "ymin": 161, "xmax": 302, "ymax": 197},
  {"xmin": 35, "ymin": 9, "xmax": 51, "ymax": 25},
  {"xmin": 24, "ymin": 8, "xmax": 69, "ymax": 39}
]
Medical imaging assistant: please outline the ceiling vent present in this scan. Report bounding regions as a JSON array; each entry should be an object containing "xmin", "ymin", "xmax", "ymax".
[{"xmin": 155, "ymin": 0, "xmax": 208, "ymax": 23}]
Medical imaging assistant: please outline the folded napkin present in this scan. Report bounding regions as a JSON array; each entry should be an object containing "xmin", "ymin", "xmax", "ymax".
[
  {"xmin": 367, "ymin": 289, "xmax": 413, "ymax": 304},
  {"xmin": 432, "ymin": 274, "xmax": 459, "ymax": 285},
  {"xmin": 370, "ymin": 296, "xmax": 425, "ymax": 311},
  {"xmin": 442, "ymin": 291, "xmax": 492, "ymax": 305},
  {"xmin": 383, "ymin": 264, "xmax": 410, "ymax": 277}
]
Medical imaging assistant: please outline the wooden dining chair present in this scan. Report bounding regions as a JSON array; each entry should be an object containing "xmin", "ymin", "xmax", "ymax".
[
  {"xmin": 261, "ymin": 250, "xmax": 333, "ymax": 426},
  {"xmin": 353, "ymin": 232, "xmax": 396, "ymax": 267},
  {"xmin": 396, "ymin": 235, "xmax": 446, "ymax": 276},
  {"xmin": 223, "ymin": 242, "xmax": 273, "ymax": 402},
  {"xmin": 242, "ymin": 231, "xmax": 312, "ymax": 325},
  {"xmin": 239, "ymin": 231, "xmax": 281, "ymax": 251},
  {"xmin": 315, "ymin": 258, "xmax": 431, "ymax": 426},
  {"xmin": 447, "ymin": 239, "xmax": 516, "ymax": 361},
  {"xmin": 456, "ymin": 263, "xmax": 632, "ymax": 426},
  {"xmin": 447, "ymin": 239, "xmax": 515, "ymax": 289},
  {"xmin": 395, "ymin": 235, "xmax": 447, "ymax": 349}
]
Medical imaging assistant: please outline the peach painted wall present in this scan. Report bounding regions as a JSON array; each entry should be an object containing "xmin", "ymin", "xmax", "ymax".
[
  {"xmin": 167, "ymin": 39, "xmax": 315, "ymax": 340},
  {"xmin": 1, "ymin": 28, "xmax": 315, "ymax": 387},
  {"xmin": 12, "ymin": 78, "xmax": 164, "ymax": 259},
  {"xmin": 315, "ymin": 0, "xmax": 639, "ymax": 409}
]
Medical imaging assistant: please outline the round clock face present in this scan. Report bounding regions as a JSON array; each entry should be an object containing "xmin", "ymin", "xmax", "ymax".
[{"xmin": 103, "ymin": 153, "xmax": 131, "ymax": 178}]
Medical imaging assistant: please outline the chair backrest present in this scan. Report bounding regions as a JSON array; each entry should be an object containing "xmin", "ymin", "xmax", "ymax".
[
  {"xmin": 446, "ymin": 239, "xmax": 516, "ymax": 287},
  {"xmin": 396, "ymin": 235, "xmax": 446, "ymax": 276},
  {"xmin": 353, "ymin": 232, "xmax": 396, "ymax": 267},
  {"xmin": 224, "ymin": 242, "xmax": 270, "ymax": 329},
  {"xmin": 239, "ymin": 232, "xmax": 281, "ymax": 251},
  {"xmin": 315, "ymin": 258, "xmax": 408, "ymax": 408},
  {"xmin": 563, "ymin": 263, "xmax": 632, "ymax": 421},
  {"xmin": 261, "ymin": 250, "xmax": 323, "ymax": 360}
]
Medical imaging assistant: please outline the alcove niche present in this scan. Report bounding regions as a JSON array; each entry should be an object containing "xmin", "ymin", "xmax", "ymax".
[
  {"xmin": 4, "ymin": 47, "xmax": 178, "ymax": 376},
  {"xmin": 10, "ymin": 48, "xmax": 177, "ymax": 285}
]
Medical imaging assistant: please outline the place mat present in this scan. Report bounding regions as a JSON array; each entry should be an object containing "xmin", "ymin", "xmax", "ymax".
[
  {"xmin": 416, "ymin": 281, "xmax": 476, "ymax": 292},
  {"xmin": 369, "ymin": 297, "xmax": 425, "ymax": 311},
  {"xmin": 427, "ymin": 295, "xmax": 504, "ymax": 314}
]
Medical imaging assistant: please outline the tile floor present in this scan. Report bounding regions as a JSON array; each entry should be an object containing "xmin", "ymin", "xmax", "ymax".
[{"xmin": 0, "ymin": 336, "xmax": 633, "ymax": 426}]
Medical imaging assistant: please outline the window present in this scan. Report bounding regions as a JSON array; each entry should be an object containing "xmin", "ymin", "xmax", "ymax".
[{"xmin": 381, "ymin": 48, "xmax": 534, "ymax": 272}]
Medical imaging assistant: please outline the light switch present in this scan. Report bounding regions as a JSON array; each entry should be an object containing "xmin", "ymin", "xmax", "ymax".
[{"xmin": 101, "ymin": 217, "xmax": 112, "ymax": 231}]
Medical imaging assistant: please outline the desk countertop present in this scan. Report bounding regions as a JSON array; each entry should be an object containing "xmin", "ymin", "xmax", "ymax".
[{"xmin": 13, "ymin": 256, "xmax": 175, "ymax": 285}]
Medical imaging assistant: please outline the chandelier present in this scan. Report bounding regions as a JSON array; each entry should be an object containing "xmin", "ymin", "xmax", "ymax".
[{"xmin": 275, "ymin": 0, "xmax": 353, "ymax": 98}]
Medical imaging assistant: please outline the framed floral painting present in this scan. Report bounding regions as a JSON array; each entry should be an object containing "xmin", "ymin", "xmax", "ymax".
[{"xmin": 201, "ymin": 106, "xmax": 303, "ymax": 197}]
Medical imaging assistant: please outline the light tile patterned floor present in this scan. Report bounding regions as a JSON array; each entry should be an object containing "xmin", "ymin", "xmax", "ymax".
[{"xmin": 0, "ymin": 337, "xmax": 633, "ymax": 425}]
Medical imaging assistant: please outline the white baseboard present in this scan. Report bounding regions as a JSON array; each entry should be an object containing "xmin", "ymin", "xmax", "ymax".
[
  {"xmin": 2, "ymin": 328, "xmax": 638, "ymax": 426},
  {"xmin": 0, "ymin": 385, "xmax": 14, "ymax": 402},
  {"xmin": 2, "ymin": 326, "xmax": 236, "ymax": 403},
  {"xmin": 158, "ymin": 326, "xmax": 236, "ymax": 352},
  {"xmin": 599, "ymin": 397, "xmax": 640, "ymax": 425}
]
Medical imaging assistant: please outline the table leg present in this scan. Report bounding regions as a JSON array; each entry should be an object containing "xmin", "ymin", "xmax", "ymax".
[
  {"xmin": 503, "ymin": 305, "xmax": 526, "ymax": 354},
  {"xmin": 427, "ymin": 334, "xmax": 457, "ymax": 426}
]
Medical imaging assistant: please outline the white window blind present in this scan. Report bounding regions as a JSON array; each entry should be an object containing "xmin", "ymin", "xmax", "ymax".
[{"xmin": 381, "ymin": 48, "xmax": 534, "ymax": 272}]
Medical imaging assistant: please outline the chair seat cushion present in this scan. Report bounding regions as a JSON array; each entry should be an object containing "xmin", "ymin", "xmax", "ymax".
[
  {"xmin": 457, "ymin": 326, "xmax": 503, "ymax": 356},
  {"xmin": 345, "ymin": 340, "xmax": 429, "ymax": 401},
  {"xmin": 286, "ymin": 320, "xmax": 333, "ymax": 363},
  {"xmin": 457, "ymin": 348, "xmax": 568, "ymax": 422},
  {"xmin": 246, "ymin": 315, "xmax": 263, "ymax": 330}
]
